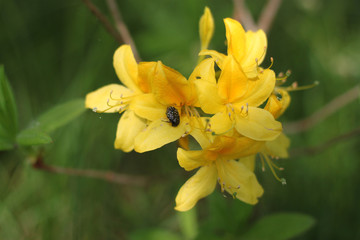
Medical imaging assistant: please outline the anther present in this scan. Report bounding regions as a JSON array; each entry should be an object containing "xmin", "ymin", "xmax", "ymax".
[
  {"xmin": 267, "ymin": 57, "xmax": 274, "ymax": 69},
  {"xmin": 281, "ymin": 178, "xmax": 287, "ymax": 185},
  {"xmin": 92, "ymin": 107, "xmax": 97, "ymax": 112}
]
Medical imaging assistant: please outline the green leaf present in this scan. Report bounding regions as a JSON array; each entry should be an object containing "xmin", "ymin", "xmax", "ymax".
[
  {"xmin": 241, "ymin": 213, "xmax": 315, "ymax": 240},
  {"xmin": 0, "ymin": 65, "xmax": 18, "ymax": 149},
  {"xmin": 16, "ymin": 128, "xmax": 52, "ymax": 146},
  {"xmin": 129, "ymin": 229, "xmax": 182, "ymax": 240},
  {"xmin": 16, "ymin": 99, "xmax": 85, "ymax": 147},
  {"xmin": 35, "ymin": 98, "xmax": 85, "ymax": 134},
  {"xmin": 0, "ymin": 138, "xmax": 14, "ymax": 151}
]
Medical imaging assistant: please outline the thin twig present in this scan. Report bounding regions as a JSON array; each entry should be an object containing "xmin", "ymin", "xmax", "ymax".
[
  {"xmin": 290, "ymin": 126, "xmax": 360, "ymax": 157},
  {"xmin": 105, "ymin": 0, "xmax": 141, "ymax": 61},
  {"xmin": 232, "ymin": 0, "xmax": 258, "ymax": 31},
  {"xmin": 81, "ymin": 0, "xmax": 123, "ymax": 44},
  {"xmin": 284, "ymin": 85, "xmax": 360, "ymax": 134},
  {"xmin": 258, "ymin": 0, "xmax": 282, "ymax": 33},
  {"xmin": 32, "ymin": 157, "xmax": 147, "ymax": 186}
]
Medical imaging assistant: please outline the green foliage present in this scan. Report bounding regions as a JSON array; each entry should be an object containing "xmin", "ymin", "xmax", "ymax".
[
  {"xmin": 0, "ymin": 65, "xmax": 18, "ymax": 150},
  {"xmin": 178, "ymin": 208, "xmax": 198, "ymax": 240},
  {"xmin": 129, "ymin": 228, "xmax": 182, "ymax": 240},
  {"xmin": 0, "ymin": 0, "xmax": 359, "ymax": 239},
  {"xmin": 241, "ymin": 213, "xmax": 315, "ymax": 240},
  {"xmin": 16, "ymin": 99, "xmax": 85, "ymax": 146},
  {"xmin": 16, "ymin": 128, "xmax": 52, "ymax": 146}
]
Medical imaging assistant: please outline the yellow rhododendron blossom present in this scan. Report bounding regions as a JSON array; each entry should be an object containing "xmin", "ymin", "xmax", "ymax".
[
  {"xmin": 175, "ymin": 135, "xmax": 264, "ymax": 212},
  {"xmin": 85, "ymin": 45, "xmax": 156, "ymax": 152},
  {"xmin": 200, "ymin": 18, "xmax": 267, "ymax": 78},
  {"xmin": 264, "ymin": 88, "xmax": 291, "ymax": 119},
  {"xmin": 133, "ymin": 59, "xmax": 214, "ymax": 153},
  {"xmin": 199, "ymin": 7, "xmax": 214, "ymax": 50},
  {"xmin": 195, "ymin": 55, "xmax": 282, "ymax": 141}
]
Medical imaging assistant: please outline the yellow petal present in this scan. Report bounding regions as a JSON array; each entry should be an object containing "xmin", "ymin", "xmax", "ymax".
[
  {"xmin": 264, "ymin": 89, "xmax": 291, "ymax": 119},
  {"xmin": 224, "ymin": 18, "xmax": 246, "ymax": 62},
  {"xmin": 131, "ymin": 93, "xmax": 166, "ymax": 121},
  {"xmin": 217, "ymin": 55, "xmax": 248, "ymax": 102},
  {"xmin": 137, "ymin": 62, "xmax": 157, "ymax": 93},
  {"xmin": 234, "ymin": 107, "xmax": 282, "ymax": 141},
  {"xmin": 277, "ymin": 89, "xmax": 291, "ymax": 117},
  {"xmin": 178, "ymin": 136, "xmax": 190, "ymax": 150},
  {"xmin": 220, "ymin": 136, "xmax": 264, "ymax": 160},
  {"xmin": 152, "ymin": 61, "xmax": 191, "ymax": 106},
  {"xmin": 113, "ymin": 45, "xmax": 140, "ymax": 92},
  {"xmin": 194, "ymin": 80, "xmax": 224, "ymax": 114},
  {"xmin": 239, "ymin": 155, "xmax": 256, "ymax": 172},
  {"xmin": 264, "ymin": 94, "xmax": 282, "ymax": 118},
  {"xmin": 85, "ymin": 84, "xmax": 133, "ymax": 113},
  {"xmin": 187, "ymin": 58, "xmax": 215, "ymax": 106},
  {"xmin": 189, "ymin": 117, "xmax": 213, "ymax": 149},
  {"xmin": 177, "ymin": 148, "xmax": 207, "ymax": 171},
  {"xmin": 199, "ymin": 50, "xmax": 226, "ymax": 69},
  {"xmin": 210, "ymin": 111, "xmax": 233, "ymax": 135},
  {"xmin": 189, "ymin": 58, "xmax": 216, "ymax": 84},
  {"xmin": 216, "ymin": 159, "xmax": 263, "ymax": 204},
  {"xmin": 114, "ymin": 110, "xmax": 146, "ymax": 152},
  {"xmin": 199, "ymin": 7, "xmax": 214, "ymax": 50},
  {"xmin": 242, "ymin": 30, "xmax": 267, "ymax": 78},
  {"xmin": 134, "ymin": 118, "xmax": 191, "ymax": 153},
  {"xmin": 234, "ymin": 69, "xmax": 275, "ymax": 106},
  {"xmin": 175, "ymin": 165, "xmax": 217, "ymax": 212},
  {"xmin": 264, "ymin": 133, "xmax": 290, "ymax": 158}
]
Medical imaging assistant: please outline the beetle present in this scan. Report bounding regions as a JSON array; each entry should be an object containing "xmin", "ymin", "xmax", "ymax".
[{"xmin": 166, "ymin": 106, "xmax": 180, "ymax": 127}]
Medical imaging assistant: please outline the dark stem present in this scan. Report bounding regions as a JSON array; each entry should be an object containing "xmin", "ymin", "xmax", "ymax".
[
  {"xmin": 284, "ymin": 85, "xmax": 360, "ymax": 134},
  {"xmin": 81, "ymin": 0, "xmax": 123, "ymax": 44},
  {"xmin": 32, "ymin": 156, "xmax": 147, "ymax": 186},
  {"xmin": 290, "ymin": 126, "xmax": 360, "ymax": 157}
]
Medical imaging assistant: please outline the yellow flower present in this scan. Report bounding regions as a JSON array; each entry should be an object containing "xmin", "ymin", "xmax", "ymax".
[
  {"xmin": 265, "ymin": 72, "xmax": 318, "ymax": 119},
  {"xmin": 200, "ymin": 18, "xmax": 267, "ymax": 79},
  {"xmin": 264, "ymin": 88, "xmax": 291, "ymax": 119},
  {"xmin": 175, "ymin": 135, "xmax": 264, "ymax": 212},
  {"xmin": 132, "ymin": 59, "xmax": 215, "ymax": 152},
  {"xmin": 199, "ymin": 7, "xmax": 214, "ymax": 50},
  {"xmin": 85, "ymin": 45, "xmax": 154, "ymax": 152},
  {"xmin": 195, "ymin": 55, "xmax": 282, "ymax": 141}
]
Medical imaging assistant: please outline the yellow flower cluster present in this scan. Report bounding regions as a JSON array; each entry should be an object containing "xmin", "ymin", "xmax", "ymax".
[{"xmin": 85, "ymin": 7, "xmax": 291, "ymax": 212}]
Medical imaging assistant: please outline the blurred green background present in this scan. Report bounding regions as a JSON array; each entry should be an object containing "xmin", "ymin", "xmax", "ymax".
[{"xmin": 0, "ymin": 0, "xmax": 359, "ymax": 239}]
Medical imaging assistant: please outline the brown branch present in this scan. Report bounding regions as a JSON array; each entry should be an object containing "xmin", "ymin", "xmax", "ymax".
[
  {"xmin": 258, "ymin": 0, "xmax": 283, "ymax": 33},
  {"xmin": 105, "ymin": 0, "xmax": 141, "ymax": 61},
  {"xmin": 81, "ymin": 0, "xmax": 123, "ymax": 44},
  {"xmin": 290, "ymin": 126, "xmax": 360, "ymax": 158},
  {"xmin": 232, "ymin": 0, "xmax": 258, "ymax": 31},
  {"xmin": 32, "ymin": 157, "xmax": 147, "ymax": 187},
  {"xmin": 284, "ymin": 85, "xmax": 360, "ymax": 134}
]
